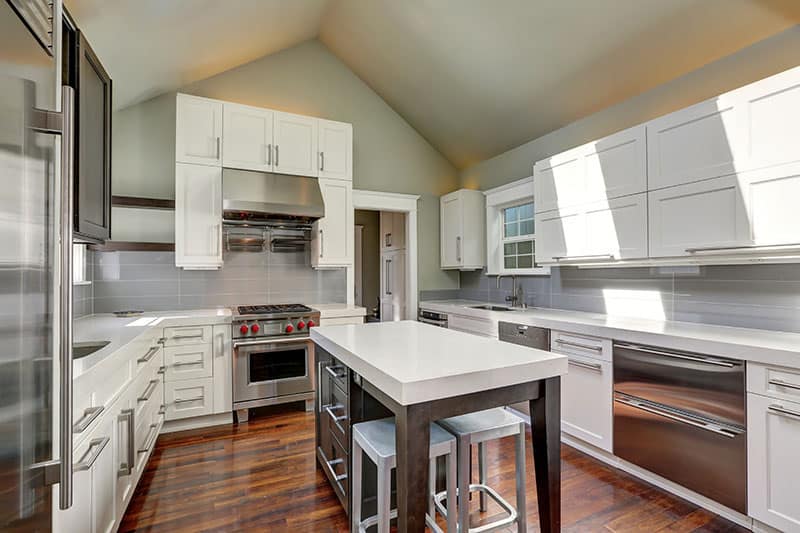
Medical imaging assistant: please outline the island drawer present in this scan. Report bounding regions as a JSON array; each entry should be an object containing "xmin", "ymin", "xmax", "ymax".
[
  {"xmin": 324, "ymin": 379, "xmax": 349, "ymax": 445},
  {"xmin": 318, "ymin": 428, "xmax": 348, "ymax": 510},
  {"xmin": 324, "ymin": 357, "xmax": 349, "ymax": 394}
]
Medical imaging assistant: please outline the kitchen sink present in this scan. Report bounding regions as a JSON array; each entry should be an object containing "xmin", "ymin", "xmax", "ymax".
[
  {"xmin": 469, "ymin": 305, "xmax": 517, "ymax": 312},
  {"xmin": 73, "ymin": 341, "xmax": 110, "ymax": 359}
]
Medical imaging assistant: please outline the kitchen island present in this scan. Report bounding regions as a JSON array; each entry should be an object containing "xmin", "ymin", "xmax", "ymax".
[{"xmin": 311, "ymin": 320, "xmax": 568, "ymax": 532}]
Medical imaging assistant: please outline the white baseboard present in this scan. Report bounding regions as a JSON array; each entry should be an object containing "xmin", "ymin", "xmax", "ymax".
[{"xmin": 161, "ymin": 412, "xmax": 232, "ymax": 434}]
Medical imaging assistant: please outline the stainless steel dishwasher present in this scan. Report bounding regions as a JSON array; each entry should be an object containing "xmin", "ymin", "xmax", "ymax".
[
  {"xmin": 499, "ymin": 321, "xmax": 550, "ymax": 416},
  {"xmin": 613, "ymin": 342, "xmax": 747, "ymax": 513}
]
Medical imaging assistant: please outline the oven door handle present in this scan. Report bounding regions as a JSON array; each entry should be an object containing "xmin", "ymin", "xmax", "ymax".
[{"xmin": 233, "ymin": 337, "xmax": 310, "ymax": 349}]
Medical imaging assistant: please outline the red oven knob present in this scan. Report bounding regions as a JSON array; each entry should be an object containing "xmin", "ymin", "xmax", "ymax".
[
  {"xmin": 285, "ymin": 323, "xmax": 294, "ymax": 333},
  {"xmin": 307, "ymin": 320, "xmax": 315, "ymax": 328},
  {"xmin": 297, "ymin": 321, "xmax": 306, "ymax": 330},
  {"xmin": 250, "ymin": 323, "xmax": 260, "ymax": 333},
  {"xmin": 239, "ymin": 324, "xmax": 249, "ymax": 335}
]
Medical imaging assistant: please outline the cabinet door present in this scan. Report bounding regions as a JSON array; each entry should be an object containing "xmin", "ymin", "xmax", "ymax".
[
  {"xmin": 91, "ymin": 416, "xmax": 116, "ymax": 533},
  {"xmin": 175, "ymin": 163, "xmax": 222, "ymax": 268},
  {"xmin": 380, "ymin": 250, "xmax": 405, "ymax": 321},
  {"xmin": 440, "ymin": 194, "xmax": 462, "ymax": 268},
  {"xmin": 164, "ymin": 378, "xmax": 215, "ymax": 420},
  {"xmin": 560, "ymin": 354, "xmax": 613, "ymax": 452},
  {"xmin": 534, "ymin": 206, "xmax": 585, "ymax": 264},
  {"xmin": 646, "ymin": 96, "xmax": 741, "ymax": 191},
  {"xmin": 584, "ymin": 125, "xmax": 646, "ymax": 203},
  {"xmin": 380, "ymin": 211, "xmax": 405, "ymax": 251},
  {"xmin": 534, "ymin": 147, "xmax": 585, "ymax": 214},
  {"xmin": 584, "ymin": 193, "xmax": 648, "ymax": 260},
  {"xmin": 748, "ymin": 393, "xmax": 800, "ymax": 532},
  {"xmin": 318, "ymin": 119, "xmax": 352, "ymax": 180},
  {"xmin": 176, "ymin": 94, "xmax": 223, "ymax": 166},
  {"xmin": 274, "ymin": 111, "xmax": 318, "ymax": 177},
  {"xmin": 222, "ymin": 103, "xmax": 273, "ymax": 172},
  {"xmin": 648, "ymin": 175, "xmax": 750, "ymax": 257},
  {"xmin": 75, "ymin": 32, "xmax": 112, "ymax": 242},
  {"xmin": 312, "ymin": 179, "xmax": 353, "ymax": 268},
  {"xmin": 741, "ymin": 162, "xmax": 800, "ymax": 247}
]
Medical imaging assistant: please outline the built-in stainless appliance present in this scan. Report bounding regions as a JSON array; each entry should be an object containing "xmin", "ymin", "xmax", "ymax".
[
  {"xmin": 499, "ymin": 322, "xmax": 551, "ymax": 416},
  {"xmin": 418, "ymin": 308, "xmax": 448, "ymax": 327},
  {"xmin": 2, "ymin": 0, "xmax": 77, "ymax": 527},
  {"xmin": 232, "ymin": 304, "xmax": 320, "ymax": 422},
  {"xmin": 613, "ymin": 342, "xmax": 747, "ymax": 513}
]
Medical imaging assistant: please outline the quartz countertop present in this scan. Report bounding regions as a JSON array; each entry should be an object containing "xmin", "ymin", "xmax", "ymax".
[
  {"xmin": 311, "ymin": 303, "xmax": 367, "ymax": 319},
  {"xmin": 73, "ymin": 308, "xmax": 232, "ymax": 377},
  {"xmin": 310, "ymin": 320, "xmax": 567, "ymax": 405},
  {"xmin": 419, "ymin": 300, "xmax": 800, "ymax": 369}
]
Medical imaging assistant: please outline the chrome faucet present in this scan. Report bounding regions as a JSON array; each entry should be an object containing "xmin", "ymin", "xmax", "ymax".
[{"xmin": 496, "ymin": 275, "xmax": 527, "ymax": 309}]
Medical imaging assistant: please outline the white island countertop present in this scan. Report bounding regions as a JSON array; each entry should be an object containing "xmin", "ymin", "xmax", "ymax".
[{"xmin": 311, "ymin": 320, "xmax": 567, "ymax": 405}]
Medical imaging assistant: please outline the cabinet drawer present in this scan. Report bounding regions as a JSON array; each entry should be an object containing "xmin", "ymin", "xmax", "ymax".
[
  {"xmin": 164, "ymin": 344, "xmax": 213, "ymax": 381},
  {"xmin": 73, "ymin": 355, "xmax": 134, "ymax": 442},
  {"xmin": 164, "ymin": 379, "xmax": 214, "ymax": 420},
  {"xmin": 134, "ymin": 373, "xmax": 164, "ymax": 424},
  {"xmin": 324, "ymin": 377, "xmax": 349, "ymax": 446},
  {"xmin": 163, "ymin": 325, "xmax": 212, "ymax": 346},
  {"xmin": 134, "ymin": 404, "xmax": 161, "ymax": 473},
  {"xmin": 324, "ymin": 358, "xmax": 349, "ymax": 394},
  {"xmin": 448, "ymin": 314, "xmax": 497, "ymax": 338},
  {"xmin": 748, "ymin": 362, "xmax": 800, "ymax": 402},
  {"xmin": 319, "ymin": 425, "xmax": 348, "ymax": 510},
  {"xmin": 562, "ymin": 354, "xmax": 613, "ymax": 452},
  {"xmin": 550, "ymin": 331, "xmax": 611, "ymax": 362},
  {"xmin": 134, "ymin": 342, "xmax": 164, "ymax": 375}
]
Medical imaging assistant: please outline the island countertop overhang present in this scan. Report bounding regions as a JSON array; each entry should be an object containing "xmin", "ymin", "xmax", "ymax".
[{"xmin": 310, "ymin": 320, "xmax": 567, "ymax": 406}]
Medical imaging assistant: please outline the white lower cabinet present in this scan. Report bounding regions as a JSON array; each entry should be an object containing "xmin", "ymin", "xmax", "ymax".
[
  {"xmin": 164, "ymin": 378, "xmax": 215, "ymax": 420},
  {"xmin": 447, "ymin": 314, "xmax": 497, "ymax": 338},
  {"xmin": 748, "ymin": 390, "xmax": 800, "ymax": 531}
]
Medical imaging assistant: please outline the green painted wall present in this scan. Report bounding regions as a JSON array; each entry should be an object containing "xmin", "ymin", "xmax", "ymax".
[
  {"xmin": 112, "ymin": 39, "xmax": 459, "ymax": 290},
  {"xmin": 460, "ymin": 27, "xmax": 800, "ymax": 191},
  {"xmin": 354, "ymin": 209, "xmax": 380, "ymax": 312}
]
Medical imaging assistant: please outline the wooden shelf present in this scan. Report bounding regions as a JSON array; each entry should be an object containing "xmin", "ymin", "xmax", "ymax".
[
  {"xmin": 88, "ymin": 241, "xmax": 174, "ymax": 252},
  {"xmin": 112, "ymin": 195, "xmax": 175, "ymax": 210}
]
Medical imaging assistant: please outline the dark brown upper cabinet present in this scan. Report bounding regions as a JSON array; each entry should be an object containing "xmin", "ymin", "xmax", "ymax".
[{"xmin": 63, "ymin": 10, "xmax": 112, "ymax": 243}]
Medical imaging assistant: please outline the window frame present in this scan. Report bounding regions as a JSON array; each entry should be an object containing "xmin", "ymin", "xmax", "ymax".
[{"xmin": 484, "ymin": 176, "xmax": 550, "ymax": 276}]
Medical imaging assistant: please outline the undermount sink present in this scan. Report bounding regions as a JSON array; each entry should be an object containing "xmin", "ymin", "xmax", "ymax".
[
  {"xmin": 73, "ymin": 341, "xmax": 110, "ymax": 359},
  {"xmin": 469, "ymin": 305, "xmax": 517, "ymax": 312}
]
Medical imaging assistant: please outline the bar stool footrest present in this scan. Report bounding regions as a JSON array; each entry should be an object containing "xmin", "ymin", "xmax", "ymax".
[{"xmin": 434, "ymin": 484, "xmax": 518, "ymax": 533}]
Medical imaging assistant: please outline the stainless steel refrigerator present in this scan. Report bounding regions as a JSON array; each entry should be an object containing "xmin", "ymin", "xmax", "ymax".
[{"xmin": 1, "ymin": 0, "xmax": 74, "ymax": 530}]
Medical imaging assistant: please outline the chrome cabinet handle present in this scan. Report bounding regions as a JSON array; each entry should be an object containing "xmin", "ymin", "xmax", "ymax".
[
  {"xmin": 157, "ymin": 366, "xmax": 166, "ymax": 374},
  {"xmin": 456, "ymin": 236, "xmax": 461, "ymax": 262},
  {"xmin": 614, "ymin": 343, "xmax": 736, "ymax": 368},
  {"xmin": 170, "ymin": 333, "xmax": 204, "ymax": 340},
  {"xmin": 157, "ymin": 337, "xmax": 167, "ymax": 345},
  {"xmin": 615, "ymin": 394, "xmax": 742, "ymax": 438},
  {"xmin": 174, "ymin": 396, "xmax": 204, "ymax": 404},
  {"xmin": 325, "ymin": 365, "xmax": 346, "ymax": 380},
  {"xmin": 275, "ymin": 144, "xmax": 279, "ymax": 166},
  {"xmin": 118, "ymin": 408, "xmax": 135, "ymax": 476},
  {"xmin": 215, "ymin": 136, "xmax": 220, "ymax": 159},
  {"xmin": 319, "ymin": 151, "xmax": 324, "ymax": 171},
  {"xmin": 137, "ymin": 346, "xmax": 160, "ymax": 364},
  {"xmin": 325, "ymin": 404, "xmax": 347, "ymax": 422},
  {"xmin": 568, "ymin": 358, "xmax": 602, "ymax": 372},
  {"xmin": 216, "ymin": 331, "xmax": 225, "ymax": 358},
  {"xmin": 385, "ymin": 258, "xmax": 392, "ymax": 295},
  {"xmin": 686, "ymin": 242, "xmax": 800, "ymax": 253},
  {"xmin": 138, "ymin": 424, "xmax": 159, "ymax": 454},
  {"xmin": 418, "ymin": 317, "xmax": 447, "ymax": 326},
  {"xmin": 73, "ymin": 406, "xmax": 104, "ymax": 433},
  {"xmin": 385, "ymin": 232, "xmax": 392, "ymax": 248},
  {"xmin": 769, "ymin": 378, "xmax": 800, "ymax": 392},
  {"xmin": 158, "ymin": 405, "xmax": 166, "ymax": 416},
  {"xmin": 233, "ymin": 337, "xmax": 309, "ymax": 348},
  {"xmin": 554, "ymin": 339, "xmax": 603, "ymax": 352},
  {"xmin": 267, "ymin": 144, "xmax": 272, "ymax": 165},
  {"xmin": 173, "ymin": 360, "xmax": 203, "ymax": 368},
  {"xmin": 553, "ymin": 254, "xmax": 614, "ymax": 262},
  {"xmin": 325, "ymin": 457, "xmax": 348, "ymax": 483},
  {"xmin": 138, "ymin": 380, "xmax": 159, "ymax": 403},
  {"xmin": 319, "ymin": 229, "xmax": 324, "ymax": 258},
  {"xmin": 768, "ymin": 404, "xmax": 800, "ymax": 420},
  {"xmin": 74, "ymin": 437, "xmax": 110, "ymax": 472}
]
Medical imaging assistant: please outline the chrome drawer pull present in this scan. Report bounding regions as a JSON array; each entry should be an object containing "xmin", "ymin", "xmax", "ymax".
[
  {"xmin": 768, "ymin": 404, "xmax": 800, "ymax": 420},
  {"xmin": 769, "ymin": 378, "xmax": 800, "ymax": 392},
  {"xmin": 614, "ymin": 394, "xmax": 743, "ymax": 438},
  {"xmin": 325, "ymin": 365, "xmax": 346, "ymax": 379},
  {"xmin": 137, "ymin": 346, "xmax": 160, "ymax": 363},
  {"xmin": 157, "ymin": 337, "xmax": 167, "ymax": 344},
  {"xmin": 553, "ymin": 254, "xmax": 614, "ymax": 262},
  {"xmin": 568, "ymin": 359, "xmax": 602, "ymax": 372},
  {"xmin": 138, "ymin": 424, "xmax": 159, "ymax": 454},
  {"xmin": 171, "ymin": 333, "xmax": 204, "ymax": 340},
  {"xmin": 554, "ymin": 339, "xmax": 602, "ymax": 352},
  {"xmin": 325, "ymin": 457, "xmax": 348, "ymax": 482},
  {"xmin": 74, "ymin": 437, "xmax": 110, "ymax": 472},
  {"xmin": 615, "ymin": 343, "xmax": 735, "ymax": 368},
  {"xmin": 118, "ymin": 408, "xmax": 135, "ymax": 476},
  {"xmin": 173, "ymin": 360, "xmax": 203, "ymax": 368},
  {"xmin": 174, "ymin": 396, "xmax": 204, "ymax": 404},
  {"xmin": 73, "ymin": 406, "xmax": 104, "ymax": 433},
  {"xmin": 686, "ymin": 242, "xmax": 800, "ymax": 253},
  {"xmin": 158, "ymin": 405, "xmax": 166, "ymax": 416},
  {"xmin": 157, "ymin": 366, "xmax": 166, "ymax": 374},
  {"xmin": 325, "ymin": 404, "xmax": 347, "ymax": 423},
  {"xmin": 138, "ymin": 380, "xmax": 159, "ymax": 402}
]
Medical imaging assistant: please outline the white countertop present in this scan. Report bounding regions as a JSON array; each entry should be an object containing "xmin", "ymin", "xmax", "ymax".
[
  {"xmin": 310, "ymin": 320, "xmax": 567, "ymax": 405},
  {"xmin": 311, "ymin": 303, "xmax": 367, "ymax": 319},
  {"xmin": 73, "ymin": 308, "xmax": 232, "ymax": 377},
  {"xmin": 420, "ymin": 300, "xmax": 800, "ymax": 369}
]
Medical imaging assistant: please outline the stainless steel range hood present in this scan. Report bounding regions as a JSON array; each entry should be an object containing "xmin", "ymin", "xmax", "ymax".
[{"xmin": 222, "ymin": 168, "xmax": 325, "ymax": 227}]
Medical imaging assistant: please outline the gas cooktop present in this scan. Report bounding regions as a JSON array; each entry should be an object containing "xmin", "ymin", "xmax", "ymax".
[{"xmin": 235, "ymin": 304, "xmax": 313, "ymax": 317}]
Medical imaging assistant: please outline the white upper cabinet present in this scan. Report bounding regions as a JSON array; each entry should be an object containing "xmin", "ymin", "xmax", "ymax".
[
  {"xmin": 175, "ymin": 163, "xmax": 223, "ymax": 269},
  {"xmin": 535, "ymin": 206, "xmax": 584, "ymax": 265},
  {"xmin": 274, "ymin": 111, "xmax": 318, "ymax": 177},
  {"xmin": 222, "ymin": 103, "xmax": 274, "ymax": 172},
  {"xmin": 312, "ymin": 178, "xmax": 353, "ymax": 268},
  {"xmin": 440, "ymin": 189, "xmax": 485, "ymax": 270},
  {"xmin": 318, "ymin": 119, "xmax": 353, "ymax": 181},
  {"xmin": 176, "ymin": 94, "xmax": 223, "ymax": 166},
  {"xmin": 380, "ymin": 211, "xmax": 405, "ymax": 252},
  {"xmin": 535, "ymin": 125, "xmax": 646, "ymax": 213},
  {"xmin": 380, "ymin": 248, "xmax": 406, "ymax": 322}
]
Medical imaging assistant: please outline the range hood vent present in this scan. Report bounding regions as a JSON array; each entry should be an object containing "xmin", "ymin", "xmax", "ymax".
[{"xmin": 222, "ymin": 168, "xmax": 324, "ymax": 227}]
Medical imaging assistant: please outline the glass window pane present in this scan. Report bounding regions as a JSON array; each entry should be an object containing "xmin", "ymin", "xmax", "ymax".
[
  {"xmin": 503, "ymin": 206, "xmax": 518, "ymax": 224},
  {"xmin": 504, "ymin": 256, "xmax": 516, "ymax": 269},
  {"xmin": 518, "ymin": 255, "xmax": 533, "ymax": 268},
  {"xmin": 517, "ymin": 240, "xmax": 533, "ymax": 254},
  {"xmin": 519, "ymin": 219, "xmax": 534, "ymax": 236},
  {"xmin": 504, "ymin": 242, "xmax": 516, "ymax": 255},
  {"xmin": 518, "ymin": 202, "xmax": 534, "ymax": 220},
  {"xmin": 504, "ymin": 222, "xmax": 518, "ymax": 238}
]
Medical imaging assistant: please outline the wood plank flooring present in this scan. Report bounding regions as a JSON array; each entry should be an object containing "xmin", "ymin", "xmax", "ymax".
[{"xmin": 120, "ymin": 406, "xmax": 749, "ymax": 532}]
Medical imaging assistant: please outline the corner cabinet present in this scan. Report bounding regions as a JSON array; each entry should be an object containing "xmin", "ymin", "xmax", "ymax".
[
  {"xmin": 311, "ymin": 178, "xmax": 353, "ymax": 268},
  {"xmin": 176, "ymin": 94, "xmax": 223, "ymax": 167},
  {"xmin": 175, "ymin": 163, "xmax": 223, "ymax": 269},
  {"xmin": 440, "ymin": 189, "xmax": 485, "ymax": 270}
]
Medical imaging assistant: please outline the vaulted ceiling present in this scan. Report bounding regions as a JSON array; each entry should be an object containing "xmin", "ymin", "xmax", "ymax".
[{"xmin": 66, "ymin": 0, "xmax": 800, "ymax": 169}]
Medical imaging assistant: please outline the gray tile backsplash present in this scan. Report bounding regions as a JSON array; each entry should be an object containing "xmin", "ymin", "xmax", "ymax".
[
  {"xmin": 89, "ymin": 249, "xmax": 347, "ymax": 314},
  {"xmin": 456, "ymin": 264, "xmax": 800, "ymax": 333},
  {"xmin": 73, "ymin": 249, "xmax": 94, "ymax": 318}
]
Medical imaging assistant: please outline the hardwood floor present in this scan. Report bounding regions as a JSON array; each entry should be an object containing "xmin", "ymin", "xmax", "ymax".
[{"xmin": 121, "ymin": 406, "xmax": 749, "ymax": 532}]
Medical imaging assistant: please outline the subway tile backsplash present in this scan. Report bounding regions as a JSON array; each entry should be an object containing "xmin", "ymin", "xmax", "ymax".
[
  {"xmin": 455, "ymin": 264, "xmax": 800, "ymax": 333},
  {"xmin": 89, "ymin": 250, "xmax": 347, "ymax": 314}
]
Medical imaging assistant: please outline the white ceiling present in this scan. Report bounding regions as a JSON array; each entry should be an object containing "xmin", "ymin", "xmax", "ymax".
[{"xmin": 66, "ymin": 0, "xmax": 800, "ymax": 168}]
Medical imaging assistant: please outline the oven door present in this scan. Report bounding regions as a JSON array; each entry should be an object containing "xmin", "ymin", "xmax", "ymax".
[{"xmin": 233, "ymin": 338, "xmax": 314, "ymax": 403}]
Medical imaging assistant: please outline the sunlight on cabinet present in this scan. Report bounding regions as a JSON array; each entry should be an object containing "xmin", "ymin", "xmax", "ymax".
[{"xmin": 601, "ymin": 289, "xmax": 666, "ymax": 321}]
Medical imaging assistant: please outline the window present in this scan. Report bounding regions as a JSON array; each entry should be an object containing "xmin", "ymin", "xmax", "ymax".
[{"xmin": 502, "ymin": 202, "xmax": 535, "ymax": 269}]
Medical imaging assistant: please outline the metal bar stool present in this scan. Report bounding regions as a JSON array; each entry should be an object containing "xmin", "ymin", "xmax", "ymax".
[
  {"xmin": 436, "ymin": 408, "xmax": 527, "ymax": 533},
  {"xmin": 351, "ymin": 418, "xmax": 458, "ymax": 533}
]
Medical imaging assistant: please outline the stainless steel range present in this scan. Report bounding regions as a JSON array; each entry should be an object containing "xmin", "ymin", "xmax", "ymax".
[{"xmin": 232, "ymin": 304, "xmax": 320, "ymax": 422}]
